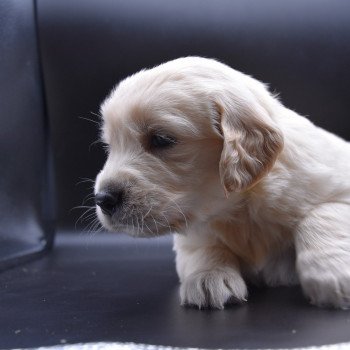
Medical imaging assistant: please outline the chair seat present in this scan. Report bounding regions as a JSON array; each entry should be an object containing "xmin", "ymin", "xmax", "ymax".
[{"xmin": 1, "ymin": 233, "xmax": 349, "ymax": 349}]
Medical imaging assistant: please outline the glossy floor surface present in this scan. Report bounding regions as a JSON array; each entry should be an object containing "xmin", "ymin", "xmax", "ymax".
[{"xmin": 1, "ymin": 233, "xmax": 349, "ymax": 349}]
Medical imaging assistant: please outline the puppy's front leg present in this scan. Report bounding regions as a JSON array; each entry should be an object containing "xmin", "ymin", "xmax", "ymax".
[
  {"xmin": 173, "ymin": 233, "xmax": 247, "ymax": 309},
  {"xmin": 295, "ymin": 203, "xmax": 350, "ymax": 309}
]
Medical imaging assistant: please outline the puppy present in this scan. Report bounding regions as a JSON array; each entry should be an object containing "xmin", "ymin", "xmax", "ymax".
[{"xmin": 94, "ymin": 57, "xmax": 350, "ymax": 309}]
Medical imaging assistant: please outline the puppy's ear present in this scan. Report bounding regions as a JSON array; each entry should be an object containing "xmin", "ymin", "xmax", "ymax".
[{"xmin": 216, "ymin": 100, "xmax": 283, "ymax": 194}]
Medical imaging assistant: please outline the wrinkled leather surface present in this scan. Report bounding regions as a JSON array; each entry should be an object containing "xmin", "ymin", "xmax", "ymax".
[
  {"xmin": 37, "ymin": 0, "xmax": 350, "ymax": 229},
  {"xmin": 0, "ymin": 0, "xmax": 54, "ymax": 269}
]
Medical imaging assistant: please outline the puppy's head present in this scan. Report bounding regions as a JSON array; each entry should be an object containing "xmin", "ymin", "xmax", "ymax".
[{"xmin": 94, "ymin": 57, "xmax": 283, "ymax": 236}]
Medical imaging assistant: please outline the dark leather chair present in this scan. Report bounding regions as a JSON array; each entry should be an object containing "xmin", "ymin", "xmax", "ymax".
[{"xmin": 1, "ymin": 0, "xmax": 350, "ymax": 348}]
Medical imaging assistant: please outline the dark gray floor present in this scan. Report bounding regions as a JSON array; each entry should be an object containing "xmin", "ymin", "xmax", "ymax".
[{"xmin": 1, "ymin": 233, "xmax": 350, "ymax": 349}]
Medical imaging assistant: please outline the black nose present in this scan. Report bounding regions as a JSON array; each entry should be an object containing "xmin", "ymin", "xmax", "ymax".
[{"xmin": 95, "ymin": 191, "xmax": 123, "ymax": 216}]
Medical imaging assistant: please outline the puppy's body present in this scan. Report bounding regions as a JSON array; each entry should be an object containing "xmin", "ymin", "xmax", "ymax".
[
  {"xmin": 175, "ymin": 107, "xmax": 350, "ymax": 307},
  {"xmin": 95, "ymin": 57, "xmax": 350, "ymax": 309}
]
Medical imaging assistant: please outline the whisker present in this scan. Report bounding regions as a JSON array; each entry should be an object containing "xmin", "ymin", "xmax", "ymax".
[
  {"xmin": 160, "ymin": 212, "xmax": 172, "ymax": 234},
  {"xmin": 144, "ymin": 221, "xmax": 153, "ymax": 234},
  {"xmin": 135, "ymin": 214, "xmax": 140, "ymax": 236},
  {"xmin": 79, "ymin": 116, "xmax": 100, "ymax": 125},
  {"xmin": 81, "ymin": 211, "xmax": 98, "ymax": 222},
  {"xmin": 76, "ymin": 177, "xmax": 95, "ymax": 186},
  {"xmin": 91, "ymin": 220, "xmax": 103, "ymax": 233},
  {"xmin": 143, "ymin": 205, "xmax": 153, "ymax": 220},
  {"xmin": 74, "ymin": 207, "xmax": 96, "ymax": 228},
  {"xmin": 167, "ymin": 199, "xmax": 188, "ymax": 228},
  {"xmin": 90, "ymin": 111, "xmax": 103, "ymax": 120},
  {"xmin": 87, "ymin": 216, "xmax": 103, "ymax": 233},
  {"xmin": 83, "ymin": 217, "xmax": 98, "ymax": 233},
  {"xmin": 82, "ymin": 194, "xmax": 96, "ymax": 205},
  {"xmin": 131, "ymin": 217, "xmax": 134, "ymax": 234},
  {"xmin": 89, "ymin": 139, "xmax": 105, "ymax": 152},
  {"xmin": 140, "ymin": 205, "xmax": 153, "ymax": 234},
  {"xmin": 71, "ymin": 205, "xmax": 95, "ymax": 211},
  {"xmin": 150, "ymin": 214, "xmax": 160, "ymax": 236}
]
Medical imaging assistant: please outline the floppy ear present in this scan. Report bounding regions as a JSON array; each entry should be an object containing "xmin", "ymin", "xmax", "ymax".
[{"xmin": 216, "ymin": 100, "xmax": 284, "ymax": 194}]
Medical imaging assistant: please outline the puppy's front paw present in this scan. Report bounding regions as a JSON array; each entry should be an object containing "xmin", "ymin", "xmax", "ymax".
[
  {"xmin": 297, "ymin": 252, "xmax": 350, "ymax": 309},
  {"xmin": 180, "ymin": 268, "xmax": 247, "ymax": 309}
]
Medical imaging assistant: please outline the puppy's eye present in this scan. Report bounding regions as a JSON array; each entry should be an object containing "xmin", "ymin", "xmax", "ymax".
[{"xmin": 150, "ymin": 134, "xmax": 177, "ymax": 149}]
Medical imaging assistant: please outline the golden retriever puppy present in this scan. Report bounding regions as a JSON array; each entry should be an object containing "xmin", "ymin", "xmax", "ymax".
[{"xmin": 94, "ymin": 57, "xmax": 350, "ymax": 309}]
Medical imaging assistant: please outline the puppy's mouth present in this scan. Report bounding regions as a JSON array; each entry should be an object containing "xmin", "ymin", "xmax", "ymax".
[{"xmin": 96, "ymin": 204, "xmax": 189, "ymax": 237}]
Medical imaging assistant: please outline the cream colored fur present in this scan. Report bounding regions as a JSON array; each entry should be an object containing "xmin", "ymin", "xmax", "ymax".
[{"xmin": 95, "ymin": 57, "xmax": 350, "ymax": 309}]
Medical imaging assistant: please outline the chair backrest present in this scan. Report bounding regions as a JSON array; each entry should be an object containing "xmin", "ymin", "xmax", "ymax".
[
  {"xmin": 0, "ymin": 0, "xmax": 54, "ymax": 269},
  {"xmin": 37, "ymin": 0, "xmax": 350, "ymax": 230}
]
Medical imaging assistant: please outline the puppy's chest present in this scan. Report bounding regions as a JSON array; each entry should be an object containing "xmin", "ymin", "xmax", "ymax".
[{"xmin": 212, "ymin": 217, "xmax": 293, "ymax": 268}]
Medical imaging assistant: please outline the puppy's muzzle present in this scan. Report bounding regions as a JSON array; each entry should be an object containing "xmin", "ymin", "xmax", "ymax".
[{"xmin": 95, "ymin": 190, "xmax": 123, "ymax": 216}]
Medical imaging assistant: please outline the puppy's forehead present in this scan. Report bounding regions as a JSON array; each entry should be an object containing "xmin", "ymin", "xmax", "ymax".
[
  {"xmin": 100, "ymin": 71, "xmax": 217, "ymax": 143},
  {"xmin": 102, "ymin": 98, "xmax": 192, "ymax": 138}
]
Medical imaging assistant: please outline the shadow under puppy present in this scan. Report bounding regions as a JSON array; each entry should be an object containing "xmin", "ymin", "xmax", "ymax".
[{"xmin": 94, "ymin": 57, "xmax": 350, "ymax": 309}]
